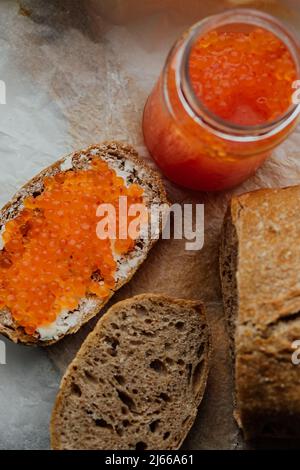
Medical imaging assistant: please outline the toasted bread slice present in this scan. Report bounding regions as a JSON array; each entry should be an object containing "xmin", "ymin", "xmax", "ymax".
[
  {"xmin": 50, "ymin": 294, "xmax": 211, "ymax": 450},
  {"xmin": 0, "ymin": 142, "xmax": 168, "ymax": 346},
  {"xmin": 220, "ymin": 185, "xmax": 300, "ymax": 439}
]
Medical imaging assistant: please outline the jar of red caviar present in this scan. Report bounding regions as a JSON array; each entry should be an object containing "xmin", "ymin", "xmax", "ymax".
[{"xmin": 143, "ymin": 9, "xmax": 300, "ymax": 191}]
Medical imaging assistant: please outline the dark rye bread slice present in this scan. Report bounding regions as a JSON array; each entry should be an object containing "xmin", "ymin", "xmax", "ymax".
[
  {"xmin": 50, "ymin": 294, "xmax": 211, "ymax": 450},
  {"xmin": 0, "ymin": 142, "xmax": 168, "ymax": 346},
  {"xmin": 220, "ymin": 185, "xmax": 300, "ymax": 440}
]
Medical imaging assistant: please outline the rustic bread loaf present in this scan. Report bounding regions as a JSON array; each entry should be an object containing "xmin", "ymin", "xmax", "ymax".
[
  {"xmin": 220, "ymin": 185, "xmax": 300, "ymax": 439},
  {"xmin": 50, "ymin": 294, "xmax": 211, "ymax": 450},
  {"xmin": 0, "ymin": 142, "xmax": 168, "ymax": 346}
]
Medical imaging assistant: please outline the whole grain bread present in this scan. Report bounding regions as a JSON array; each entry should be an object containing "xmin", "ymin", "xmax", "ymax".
[
  {"xmin": 220, "ymin": 185, "xmax": 300, "ymax": 439},
  {"xmin": 0, "ymin": 142, "xmax": 168, "ymax": 346},
  {"xmin": 50, "ymin": 293, "xmax": 211, "ymax": 450}
]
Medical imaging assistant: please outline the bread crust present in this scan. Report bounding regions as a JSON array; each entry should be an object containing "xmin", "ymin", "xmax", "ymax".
[
  {"xmin": 0, "ymin": 142, "xmax": 168, "ymax": 346},
  {"xmin": 220, "ymin": 185, "xmax": 300, "ymax": 439},
  {"xmin": 50, "ymin": 293, "xmax": 211, "ymax": 450}
]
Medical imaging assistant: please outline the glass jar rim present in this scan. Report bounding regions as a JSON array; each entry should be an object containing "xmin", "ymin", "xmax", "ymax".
[{"xmin": 171, "ymin": 8, "xmax": 300, "ymax": 143}]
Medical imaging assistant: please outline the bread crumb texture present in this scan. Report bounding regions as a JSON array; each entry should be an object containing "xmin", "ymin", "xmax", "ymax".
[{"xmin": 51, "ymin": 294, "xmax": 211, "ymax": 450}]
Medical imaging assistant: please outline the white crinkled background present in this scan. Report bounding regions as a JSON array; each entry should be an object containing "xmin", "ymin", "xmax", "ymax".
[{"xmin": 0, "ymin": 0, "xmax": 299, "ymax": 449}]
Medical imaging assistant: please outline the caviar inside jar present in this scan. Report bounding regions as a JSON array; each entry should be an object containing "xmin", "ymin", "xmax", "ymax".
[
  {"xmin": 0, "ymin": 158, "xmax": 144, "ymax": 335},
  {"xmin": 189, "ymin": 27, "xmax": 297, "ymax": 126},
  {"xmin": 143, "ymin": 14, "xmax": 300, "ymax": 191}
]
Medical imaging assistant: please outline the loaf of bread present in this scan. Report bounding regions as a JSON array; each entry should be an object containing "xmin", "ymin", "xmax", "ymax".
[
  {"xmin": 0, "ymin": 142, "xmax": 168, "ymax": 345},
  {"xmin": 51, "ymin": 294, "xmax": 211, "ymax": 450},
  {"xmin": 220, "ymin": 185, "xmax": 300, "ymax": 439}
]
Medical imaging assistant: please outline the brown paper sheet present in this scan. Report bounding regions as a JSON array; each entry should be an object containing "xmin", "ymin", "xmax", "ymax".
[{"xmin": 1, "ymin": 0, "xmax": 300, "ymax": 449}]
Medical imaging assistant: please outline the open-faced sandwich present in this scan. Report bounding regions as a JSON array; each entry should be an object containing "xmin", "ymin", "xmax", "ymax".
[{"xmin": 0, "ymin": 142, "xmax": 168, "ymax": 345}]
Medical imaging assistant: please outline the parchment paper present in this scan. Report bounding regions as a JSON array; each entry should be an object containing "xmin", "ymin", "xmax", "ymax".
[{"xmin": 0, "ymin": 0, "xmax": 300, "ymax": 449}]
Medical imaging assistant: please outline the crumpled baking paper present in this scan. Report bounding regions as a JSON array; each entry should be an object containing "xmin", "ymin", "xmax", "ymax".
[{"xmin": 0, "ymin": 0, "xmax": 300, "ymax": 449}]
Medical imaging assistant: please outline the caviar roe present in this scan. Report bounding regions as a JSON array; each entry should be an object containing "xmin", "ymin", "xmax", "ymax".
[
  {"xmin": 0, "ymin": 158, "xmax": 144, "ymax": 335},
  {"xmin": 189, "ymin": 28, "xmax": 297, "ymax": 126},
  {"xmin": 143, "ymin": 15, "xmax": 300, "ymax": 191}
]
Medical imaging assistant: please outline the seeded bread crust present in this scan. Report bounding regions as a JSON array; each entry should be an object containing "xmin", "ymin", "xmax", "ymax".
[
  {"xmin": 50, "ymin": 293, "xmax": 211, "ymax": 450},
  {"xmin": 0, "ymin": 142, "xmax": 168, "ymax": 346},
  {"xmin": 220, "ymin": 185, "xmax": 300, "ymax": 439}
]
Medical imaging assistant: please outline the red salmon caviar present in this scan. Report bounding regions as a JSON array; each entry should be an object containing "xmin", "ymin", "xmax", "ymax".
[
  {"xmin": 143, "ymin": 11, "xmax": 300, "ymax": 191},
  {"xmin": 189, "ymin": 28, "xmax": 297, "ymax": 126},
  {"xmin": 0, "ymin": 158, "xmax": 144, "ymax": 335}
]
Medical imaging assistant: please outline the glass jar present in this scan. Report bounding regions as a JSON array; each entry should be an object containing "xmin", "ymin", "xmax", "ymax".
[{"xmin": 143, "ymin": 9, "xmax": 300, "ymax": 191}]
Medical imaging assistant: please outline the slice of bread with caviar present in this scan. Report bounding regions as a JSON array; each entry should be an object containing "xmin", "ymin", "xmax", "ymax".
[
  {"xmin": 220, "ymin": 185, "xmax": 300, "ymax": 439},
  {"xmin": 0, "ymin": 142, "xmax": 168, "ymax": 346},
  {"xmin": 50, "ymin": 294, "xmax": 211, "ymax": 450}
]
